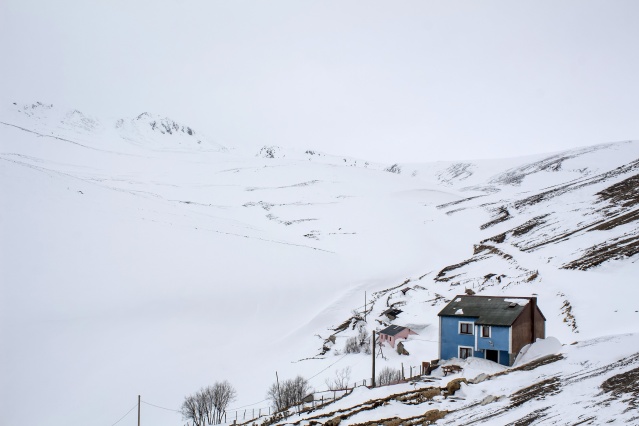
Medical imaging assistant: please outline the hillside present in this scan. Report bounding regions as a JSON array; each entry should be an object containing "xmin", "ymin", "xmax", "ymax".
[
  {"xmin": 272, "ymin": 333, "xmax": 639, "ymax": 425},
  {"xmin": 1, "ymin": 102, "xmax": 638, "ymax": 426}
]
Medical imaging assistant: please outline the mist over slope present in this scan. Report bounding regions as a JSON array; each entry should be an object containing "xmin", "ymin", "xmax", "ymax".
[{"xmin": 1, "ymin": 102, "xmax": 638, "ymax": 425}]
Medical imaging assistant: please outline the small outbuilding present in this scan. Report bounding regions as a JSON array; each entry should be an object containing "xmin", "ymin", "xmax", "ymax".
[
  {"xmin": 379, "ymin": 325, "xmax": 417, "ymax": 348},
  {"xmin": 438, "ymin": 295, "xmax": 546, "ymax": 366},
  {"xmin": 380, "ymin": 308, "xmax": 403, "ymax": 321}
]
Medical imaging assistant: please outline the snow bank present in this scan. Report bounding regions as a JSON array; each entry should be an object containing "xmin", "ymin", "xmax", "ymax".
[
  {"xmin": 512, "ymin": 336, "xmax": 562, "ymax": 367},
  {"xmin": 435, "ymin": 356, "xmax": 507, "ymax": 379}
]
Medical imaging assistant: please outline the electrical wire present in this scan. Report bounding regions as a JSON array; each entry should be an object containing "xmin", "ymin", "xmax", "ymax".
[
  {"xmin": 143, "ymin": 397, "xmax": 273, "ymax": 417},
  {"xmin": 109, "ymin": 403, "xmax": 138, "ymax": 426},
  {"xmin": 142, "ymin": 400, "xmax": 181, "ymax": 413},
  {"xmin": 227, "ymin": 398, "xmax": 270, "ymax": 411},
  {"xmin": 137, "ymin": 337, "xmax": 434, "ymax": 418},
  {"xmin": 408, "ymin": 338, "xmax": 439, "ymax": 343},
  {"xmin": 307, "ymin": 352, "xmax": 350, "ymax": 382}
]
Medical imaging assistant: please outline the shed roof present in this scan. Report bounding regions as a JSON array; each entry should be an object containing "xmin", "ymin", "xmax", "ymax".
[
  {"xmin": 379, "ymin": 325, "xmax": 407, "ymax": 336},
  {"xmin": 437, "ymin": 295, "xmax": 540, "ymax": 326}
]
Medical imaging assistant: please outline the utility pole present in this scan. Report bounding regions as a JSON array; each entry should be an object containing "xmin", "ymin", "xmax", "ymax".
[
  {"xmin": 371, "ymin": 331, "xmax": 376, "ymax": 388},
  {"xmin": 276, "ymin": 371, "xmax": 282, "ymax": 412},
  {"xmin": 364, "ymin": 291, "xmax": 367, "ymax": 322},
  {"xmin": 137, "ymin": 395, "xmax": 141, "ymax": 426}
]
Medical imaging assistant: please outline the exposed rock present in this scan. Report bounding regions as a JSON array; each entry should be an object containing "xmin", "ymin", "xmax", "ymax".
[{"xmin": 470, "ymin": 373, "xmax": 489, "ymax": 384}]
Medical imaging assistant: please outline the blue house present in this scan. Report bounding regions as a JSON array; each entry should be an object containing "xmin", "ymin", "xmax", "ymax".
[{"xmin": 438, "ymin": 295, "xmax": 546, "ymax": 366}]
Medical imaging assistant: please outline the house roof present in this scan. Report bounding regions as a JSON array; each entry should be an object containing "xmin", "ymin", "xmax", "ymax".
[
  {"xmin": 437, "ymin": 295, "xmax": 543, "ymax": 326},
  {"xmin": 380, "ymin": 308, "xmax": 403, "ymax": 317},
  {"xmin": 379, "ymin": 325, "xmax": 407, "ymax": 336}
]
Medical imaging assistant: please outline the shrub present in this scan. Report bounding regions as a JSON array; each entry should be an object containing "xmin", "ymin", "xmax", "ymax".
[
  {"xmin": 266, "ymin": 375, "xmax": 312, "ymax": 412},
  {"xmin": 344, "ymin": 336, "xmax": 360, "ymax": 354},
  {"xmin": 325, "ymin": 367, "xmax": 351, "ymax": 391},
  {"xmin": 377, "ymin": 367, "xmax": 402, "ymax": 386}
]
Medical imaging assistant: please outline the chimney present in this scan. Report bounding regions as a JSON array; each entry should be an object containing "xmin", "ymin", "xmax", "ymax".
[{"xmin": 530, "ymin": 297, "xmax": 537, "ymax": 342}]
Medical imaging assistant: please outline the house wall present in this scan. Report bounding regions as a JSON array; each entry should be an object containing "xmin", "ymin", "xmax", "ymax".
[
  {"xmin": 440, "ymin": 318, "xmax": 512, "ymax": 366},
  {"xmin": 380, "ymin": 333, "xmax": 392, "ymax": 348},
  {"xmin": 476, "ymin": 325, "xmax": 509, "ymax": 352},
  {"xmin": 380, "ymin": 332, "xmax": 398, "ymax": 348},
  {"xmin": 511, "ymin": 303, "xmax": 546, "ymax": 365},
  {"xmin": 439, "ymin": 316, "xmax": 483, "ymax": 361},
  {"xmin": 380, "ymin": 328, "xmax": 416, "ymax": 348}
]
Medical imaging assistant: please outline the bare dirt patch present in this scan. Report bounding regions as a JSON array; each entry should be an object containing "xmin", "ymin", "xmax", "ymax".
[
  {"xmin": 596, "ymin": 173, "xmax": 639, "ymax": 207},
  {"xmin": 562, "ymin": 234, "xmax": 639, "ymax": 270},
  {"xmin": 509, "ymin": 377, "xmax": 561, "ymax": 408},
  {"xmin": 600, "ymin": 366, "xmax": 639, "ymax": 412},
  {"xmin": 480, "ymin": 206, "xmax": 511, "ymax": 230}
]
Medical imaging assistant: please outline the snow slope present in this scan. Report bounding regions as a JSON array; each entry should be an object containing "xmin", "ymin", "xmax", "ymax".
[
  {"xmin": 275, "ymin": 333, "xmax": 639, "ymax": 425},
  {"xmin": 1, "ymin": 102, "xmax": 638, "ymax": 426}
]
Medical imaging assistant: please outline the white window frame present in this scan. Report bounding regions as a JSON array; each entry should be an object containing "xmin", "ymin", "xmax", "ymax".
[
  {"xmin": 481, "ymin": 325, "xmax": 491, "ymax": 338},
  {"xmin": 458, "ymin": 321, "xmax": 474, "ymax": 335},
  {"xmin": 459, "ymin": 346, "xmax": 474, "ymax": 359}
]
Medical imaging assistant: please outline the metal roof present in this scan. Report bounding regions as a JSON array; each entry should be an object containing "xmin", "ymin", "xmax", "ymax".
[
  {"xmin": 437, "ymin": 295, "xmax": 535, "ymax": 326},
  {"xmin": 379, "ymin": 325, "xmax": 407, "ymax": 336}
]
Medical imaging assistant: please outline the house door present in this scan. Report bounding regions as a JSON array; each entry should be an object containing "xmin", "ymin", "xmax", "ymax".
[{"xmin": 485, "ymin": 349, "xmax": 499, "ymax": 363}]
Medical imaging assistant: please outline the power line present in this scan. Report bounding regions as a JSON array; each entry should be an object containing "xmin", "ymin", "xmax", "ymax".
[
  {"xmin": 409, "ymin": 338, "xmax": 439, "ymax": 343},
  {"xmin": 109, "ymin": 403, "xmax": 138, "ymax": 426},
  {"xmin": 143, "ymin": 397, "xmax": 273, "ymax": 418},
  {"xmin": 227, "ymin": 398, "xmax": 270, "ymax": 411},
  {"xmin": 307, "ymin": 352, "xmax": 350, "ymax": 382},
  {"xmin": 142, "ymin": 400, "xmax": 181, "ymax": 413}
]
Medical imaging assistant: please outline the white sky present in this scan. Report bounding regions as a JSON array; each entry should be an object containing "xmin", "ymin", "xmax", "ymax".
[{"xmin": 2, "ymin": 0, "xmax": 639, "ymax": 162}]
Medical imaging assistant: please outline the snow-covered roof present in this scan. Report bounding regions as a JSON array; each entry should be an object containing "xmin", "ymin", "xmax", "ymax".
[
  {"xmin": 438, "ymin": 295, "xmax": 545, "ymax": 326},
  {"xmin": 379, "ymin": 325, "xmax": 408, "ymax": 336},
  {"xmin": 380, "ymin": 308, "xmax": 403, "ymax": 317}
]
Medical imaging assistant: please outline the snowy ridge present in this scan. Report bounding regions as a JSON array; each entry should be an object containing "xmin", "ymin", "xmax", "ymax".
[
  {"xmin": 1, "ymin": 101, "xmax": 227, "ymax": 152},
  {"xmin": 115, "ymin": 112, "xmax": 227, "ymax": 152}
]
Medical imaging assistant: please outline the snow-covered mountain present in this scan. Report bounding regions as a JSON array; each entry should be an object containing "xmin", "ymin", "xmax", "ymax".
[{"xmin": 1, "ymin": 102, "xmax": 638, "ymax": 426}]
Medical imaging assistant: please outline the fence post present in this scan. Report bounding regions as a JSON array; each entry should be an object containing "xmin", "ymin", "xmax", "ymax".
[{"xmin": 243, "ymin": 409, "xmax": 246, "ymax": 420}]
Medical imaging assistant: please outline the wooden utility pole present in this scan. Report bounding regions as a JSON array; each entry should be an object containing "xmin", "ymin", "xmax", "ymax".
[
  {"xmin": 371, "ymin": 331, "xmax": 376, "ymax": 388},
  {"xmin": 276, "ymin": 371, "xmax": 282, "ymax": 412},
  {"xmin": 137, "ymin": 395, "xmax": 141, "ymax": 426},
  {"xmin": 364, "ymin": 291, "xmax": 367, "ymax": 322}
]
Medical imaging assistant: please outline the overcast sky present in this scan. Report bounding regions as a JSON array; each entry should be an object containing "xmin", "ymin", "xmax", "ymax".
[{"xmin": 2, "ymin": 0, "xmax": 639, "ymax": 163}]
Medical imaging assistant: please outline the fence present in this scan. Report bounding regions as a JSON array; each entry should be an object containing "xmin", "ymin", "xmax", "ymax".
[
  {"xmin": 216, "ymin": 364, "xmax": 436, "ymax": 425},
  {"xmin": 219, "ymin": 382, "xmax": 370, "ymax": 425}
]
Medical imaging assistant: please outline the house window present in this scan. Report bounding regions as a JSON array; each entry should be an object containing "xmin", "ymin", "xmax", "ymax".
[
  {"xmin": 459, "ymin": 346, "xmax": 473, "ymax": 359},
  {"xmin": 481, "ymin": 326, "xmax": 491, "ymax": 338},
  {"xmin": 459, "ymin": 322, "xmax": 474, "ymax": 335}
]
